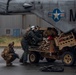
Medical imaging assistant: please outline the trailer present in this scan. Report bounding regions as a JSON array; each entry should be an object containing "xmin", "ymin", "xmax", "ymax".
[{"xmin": 29, "ymin": 30, "xmax": 76, "ymax": 66}]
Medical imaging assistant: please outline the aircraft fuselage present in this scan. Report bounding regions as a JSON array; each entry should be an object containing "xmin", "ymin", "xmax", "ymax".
[{"xmin": 0, "ymin": 0, "xmax": 76, "ymax": 32}]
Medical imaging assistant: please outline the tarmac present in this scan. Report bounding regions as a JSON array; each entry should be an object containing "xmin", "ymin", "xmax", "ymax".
[{"xmin": 0, "ymin": 48, "xmax": 76, "ymax": 75}]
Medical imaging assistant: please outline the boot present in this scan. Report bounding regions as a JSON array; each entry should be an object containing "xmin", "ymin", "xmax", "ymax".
[{"xmin": 6, "ymin": 61, "xmax": 12, "ymax": 66}]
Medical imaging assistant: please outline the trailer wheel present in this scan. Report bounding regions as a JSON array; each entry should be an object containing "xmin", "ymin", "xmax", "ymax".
[
  {"xmin": 62, "ymin": 52, "xmax": 75, "ymax": 66},
  {"xmin": 29, "ymin": 52, "xmax": 40, "ymax": 63},
  {"xmin": 46, "ymin": 58, "xmax": 56, "ymax": 62}
]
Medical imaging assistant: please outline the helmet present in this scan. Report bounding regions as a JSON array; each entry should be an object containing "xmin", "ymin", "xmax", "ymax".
[{"xmin": 30, "ymin": 26, "xmax": 36, "ymax": 30}]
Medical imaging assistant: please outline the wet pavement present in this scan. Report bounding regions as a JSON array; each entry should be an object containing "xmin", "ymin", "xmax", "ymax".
[{"xmin": 0, "ymin": 48, "xmax": 76, "ymax": 75}]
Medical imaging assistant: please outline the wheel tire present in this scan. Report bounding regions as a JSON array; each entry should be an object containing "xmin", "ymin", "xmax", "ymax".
[
  {"xmin": 46, "ymin": 58, "xmax": 56, "ymax": 62},
  {"xmin": 29, "ymin": 52, "xmax": 40, "ymax": 63},
  {"xmin": 62, "ymin": 52, "xmax": 75, "ymax": 66}
]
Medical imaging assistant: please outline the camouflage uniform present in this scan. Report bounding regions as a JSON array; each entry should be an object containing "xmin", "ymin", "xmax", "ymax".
[{"xmin": 1, "ymin": 43, "xmax": 19, "ymax": 66}]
